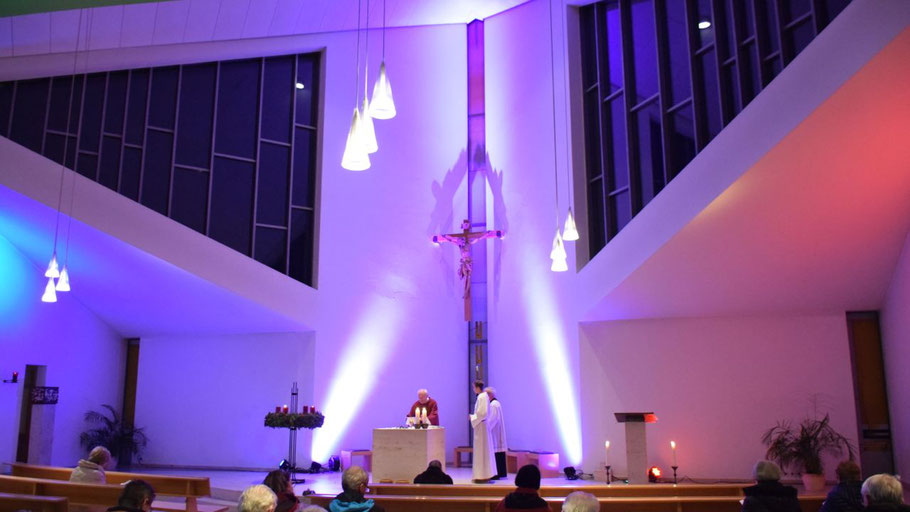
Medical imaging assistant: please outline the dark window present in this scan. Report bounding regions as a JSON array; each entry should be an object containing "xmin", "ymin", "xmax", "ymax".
[
  {"xmin": 579, "ymin": 0, "xmax": 850, "ymax": 259},
  {"xmin": 0, "ymin": 52, "xmax": 321, "ymax": 287}
]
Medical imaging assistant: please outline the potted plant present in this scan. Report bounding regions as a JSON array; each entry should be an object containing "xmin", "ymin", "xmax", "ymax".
[
  {"xmin": 79, "ymin": 404, "xmax": 148, "ymax": 469},
  {"xmin": 761, "ymin": 413, "xmax": 855, "ymax": 492}
]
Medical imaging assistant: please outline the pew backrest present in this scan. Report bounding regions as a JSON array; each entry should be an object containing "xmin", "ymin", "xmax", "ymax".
[
  {"xmin": 8, "ymin": 462, "xmax": 211, "ymax": 497},
  {"xmin": 368, "ymin": 482, "xmax": 748, "ymax": 498},
  {"xmin": 0, "ymin": 474, "xmax": 121, "ymax": 506},
  {"xmin": 0, "ymin": 491, "xmax": 68, "ymax": 512}
]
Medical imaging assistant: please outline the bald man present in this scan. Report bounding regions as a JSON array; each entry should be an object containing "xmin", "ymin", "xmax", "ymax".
[{"xmin": 406, "ymin": 389, "xmax": 439, "ymax": 426}]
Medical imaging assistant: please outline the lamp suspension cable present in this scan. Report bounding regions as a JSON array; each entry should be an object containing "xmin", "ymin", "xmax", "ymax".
[
  {"xmin": 58, "ymin": 9, "xmax": 92, "ymax": 293},
  {"xmin": 548, "ymin": 0, "xmax": 568, "ymax": 271},
  {"xmin": 560, "ymin": 0, "xmax": 579, "ymax": 241},
  {"xmin": 43, "ymin": 8, "xmax": 84, "ymax": 301},
  {"xmin": 360, "ymin": 0, "xmax": 378, "ymax": 153},
  {"xmin": 342, "ymin": 0, "xmax": 371, "ymax": 170}
]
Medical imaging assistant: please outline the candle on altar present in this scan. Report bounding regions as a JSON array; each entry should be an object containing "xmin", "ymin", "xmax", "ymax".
[
  {"xmin": 671, "ymin": 440, "xmax": 677, "ymax": 466},
  {"xmin": 605, "ymin": 440, "xmax": 610, "ymax": 466},
  {"xmin": 422, "ymin": 407, "xmax": 428, "ymax": 423}
]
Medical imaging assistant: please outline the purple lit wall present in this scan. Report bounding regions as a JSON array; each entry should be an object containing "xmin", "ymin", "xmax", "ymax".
[
  {"xmin": 0, "ymin": 233, "xmax": 124, "ymax": 466},
  {"xmin": 579, "ymin": 315, "xmax": 858, "ymax": 479},
  {"xmin": 881, "ymin": 230, "xmax": 910, "ymax": 480},
  {"xmin": 484, "ymin": 0, "xmax": 583, "ymax": 465}
]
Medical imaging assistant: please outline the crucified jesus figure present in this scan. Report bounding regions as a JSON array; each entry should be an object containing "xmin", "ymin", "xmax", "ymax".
[{"xmin": 433, "ymin": 219, "xmax": 504, "ymax": 321}]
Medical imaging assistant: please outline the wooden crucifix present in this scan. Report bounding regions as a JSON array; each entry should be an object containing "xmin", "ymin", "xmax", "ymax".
[{"xmin": 433, "ymin": 219, "xmax": 503, "ymax": 321}]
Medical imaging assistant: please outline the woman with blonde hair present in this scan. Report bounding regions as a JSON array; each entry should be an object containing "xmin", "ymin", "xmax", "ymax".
[{"xmin": 70, "ymin": 446, "xmax": 112, "ymax": 483}]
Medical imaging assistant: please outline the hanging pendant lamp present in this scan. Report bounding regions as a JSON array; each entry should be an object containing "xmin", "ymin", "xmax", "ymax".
[
  {"xmin": 360, "ymin": 97, "xmax": 378, "ymax": 153},
  {"xmin": 370, "ymin": 61, "xmax": 396, "ymax": 120},
  {"xmin": 41, "ymin": 277, "xmax": 58, "ymax": 303},
  {"xmin": 342, "ymin": 108, "xmax": 371, "ymax": 171},
  {"xmin": 550, "ymin": 229, "xmax": 567, "ymax": 261},
  {"xmin": 45, "ymin": 253, "xmax": 60, "ymax": 278},
  {"xmin": 55, "ymin": 266, "xmax": 71, "ymax": 292},
  {"xmin": 370, "ymin": 0, "xmax": 396, "ymax": 120},
  {"xmin": 563, "ymin": 208, "xmax": 579, "ymax": 241}
]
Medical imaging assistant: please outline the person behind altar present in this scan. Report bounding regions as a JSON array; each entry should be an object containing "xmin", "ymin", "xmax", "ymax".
[
  {"xmin": 406, "ymin": 388, "xmax": 439, "ymax": 426},
  {"xmin": 486, "ymin": 387, "xmax": 508, "ymax": 480}
]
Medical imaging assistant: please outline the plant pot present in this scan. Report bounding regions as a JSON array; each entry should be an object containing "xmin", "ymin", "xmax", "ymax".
[{"xmin": 801, "ymin": 473, "xmax": 826, "ymax": 493}]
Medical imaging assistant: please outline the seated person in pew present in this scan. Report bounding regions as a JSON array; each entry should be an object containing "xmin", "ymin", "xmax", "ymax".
[
  {"xmin": 329, "ymin": 466, "xmax": 385, "ymax": 512},
  {"xmin": 413, "ymin": 460, "xmax": 453, "ymax": 484},
  {"xmin": 70, "ymin": 445, "xmax": 112, "ymax": 484},
  {"xmin": 562, "ymin": 491, "xmax": 599, "ymax": 512},
  {"xmin": 861, "ymin": 474, "xmax": 910, "ymax": 512},
  {"xmin": 264, "ymin": 469, "xmax": 300, "ymax": 512},
  {"xmin": 820, "ymin": 460, "xmax": 863, "ymax": 512},
  {"xmin": 742, "ymin": 460, "xmax": 801, "ymax": 512},
  {"xmin": 240, "ymin": 485, "xmax": 278, "ymax": 512},
  {"xmin": 107, "ymin": 479, "xmax": 156, "ymax": 512},
  {"xmin": 495, "ymin": 465, "xmax": 549, "ymax": 512}
]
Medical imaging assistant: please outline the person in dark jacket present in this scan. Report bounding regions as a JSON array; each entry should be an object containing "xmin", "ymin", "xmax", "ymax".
[
  {"xmin": 741, "ymin": 460, "xmax": 801, "ymax": 512},
  {"xmin": 328, "ymin": 466, "xmax": 385, "ymax": 512},
  {"xmin": 413, "ymin": 460, "xmax": 454, "ymax": 484},
  {"xmin": 107, "ymin": 480, "xmax": 156, "ymax": 512},
  {"xmin": 494, "ymin": 464, "xmax": 550, "ymax": 512},
  {"xmin": 862, "ymin": 473, "xmax": 910, "ymax": 512},
  {"xmin": 820, "ymin": 460, "xmax": 863, "ymax": 512},
  {"xmin": 264, "ymin": 469, "xmax": 300, "ymax": 512}
]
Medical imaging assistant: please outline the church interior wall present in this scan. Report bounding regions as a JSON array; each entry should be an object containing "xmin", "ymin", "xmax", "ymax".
[
  {"xmin": 134, "ymin": 332, "xmax": 315, "ymax": 468},
  {"xmin": 484, "ymin": 0, "xmax": 584, "ymax": 467},
  {"xmin": 0, "ymin": 233, "xmax": 125, "ymax": 467},
  {"xmin": 578, "ymin": 314, "xmax": 859, "ymax": 480},
  {"xmin": 881, "ymin": 228, "xmax": 910, "ymax": 482}
]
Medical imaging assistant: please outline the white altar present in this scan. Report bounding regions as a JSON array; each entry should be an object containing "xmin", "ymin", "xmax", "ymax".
[{"xmin": 371, "ymin": 427, "xmax": 446, "ymax": 482}]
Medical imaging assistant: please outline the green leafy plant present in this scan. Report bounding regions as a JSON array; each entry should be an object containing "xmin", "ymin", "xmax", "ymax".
[
  {"xmin": 761, "ymin": 413, "xmax": 855, "ymax": 475},
  {"xmin": 79, "ymin": 404, "xmax": 148, "ymax": 469}
]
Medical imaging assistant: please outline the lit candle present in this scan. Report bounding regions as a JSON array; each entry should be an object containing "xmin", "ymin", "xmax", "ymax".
[
  {"xmin": 283, "ymin": 404, "xmax": 289, "ymax": 414},
  {"xmin": 422, "ymin": 407, "xmax": 427, "ymax": 423},
  {"xmin": 671, "ymin": 441, "xmax": 677, "ymax": 466},
  {"xmin": 605, "ymin": 440, "xmax": 610, "ymax": 466}
]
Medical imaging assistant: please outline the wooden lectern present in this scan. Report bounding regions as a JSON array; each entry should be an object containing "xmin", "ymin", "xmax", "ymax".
[{"xmin": 614, "ymin": 412, "xmax": 657, "ymax": 484}]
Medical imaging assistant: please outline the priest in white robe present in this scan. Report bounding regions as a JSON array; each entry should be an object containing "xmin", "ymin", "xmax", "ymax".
[
  {"xmin": 469, "ymin": 380, "xmax": 497, "ymax": 482},
  {"xmin": 485, "ymin": 387, "xmax": 508, "ymax": 479}
]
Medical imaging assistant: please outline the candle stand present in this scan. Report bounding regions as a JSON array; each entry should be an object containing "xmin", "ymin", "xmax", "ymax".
[
  {"xmin": 604, "ymin": 465, "xmax": 612, "ymax": 485},
  {"xmin": 671, "ymin": 465, "xmax": 678, "ymax": 485}
]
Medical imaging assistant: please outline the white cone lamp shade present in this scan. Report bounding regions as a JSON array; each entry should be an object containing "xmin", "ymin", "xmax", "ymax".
[
  {"xmin": 55, "ymin": 266, "xmax": 71, "ymax": 292},
  {"xmin": 41, "ymin": 277, "xmax": 57, "ymax": 302},
  {"xmin": 551, "ymin": 254, "xmax": 568, "ymax": 272},
  {"xmin": 550, "ymin": 229, "xmax": 567, "ymax": 260},
  {"xmin": 44, "ymin": 253, "xmax": 60, "ymax": 278},
  {"xmin": 360, "ymin": 97, "xmax": 378, "ymax": 154},
  {"xmin": 370, "ymin": 61, "xmax": 396, "ymax": 120},
  {"xmin": 563, "ymin": 208, "xmax": 579, "ymax": 241},
  {"xmin": 341, "ymin": 108, "xmax": 371, "ymax": 171}
]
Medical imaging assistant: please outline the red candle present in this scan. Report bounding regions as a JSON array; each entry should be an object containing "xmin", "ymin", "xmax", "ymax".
[
  {"xmin": 282, "ymin": 405, "xmax": 289, "ymax": 414},
  {"xmin": 275, "ymin": 406, "xmax": 280, "ymax": 413},
  {"xmin": 304, "ymin": 406, "xmax": 310, "ymax": 414}
]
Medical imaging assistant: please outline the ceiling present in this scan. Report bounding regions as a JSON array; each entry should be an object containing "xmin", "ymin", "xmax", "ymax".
[
  {"xmin": 583, "ymin": 28, "xmax": 910, "ymax": 321},
  {"xmin": 0, "ymin": 0, "xmax": 531, "ymax": 58}
]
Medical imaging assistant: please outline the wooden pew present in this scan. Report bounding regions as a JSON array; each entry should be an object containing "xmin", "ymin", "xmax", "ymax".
[
  {"xmin": 0, "ymin": 475, "xmax": 223, "ymax": 512},
  {"xmin": 0, "ymin": 492, "xmax": 68, "ymax": 512},
  {"xmin": 369, "ymin": 482, "xmax": 750, "ymax": 498},
  {"xmin": 8, "ymin": 463, "xmax": 212, "ymax": 512},
  {"xmin": 305, "ymin": 494, "xmax": 827, "ymax": 512}
]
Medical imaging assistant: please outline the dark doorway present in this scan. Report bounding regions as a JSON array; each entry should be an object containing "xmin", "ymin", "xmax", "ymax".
[
  {"xmin": 846, "ymin": 312, "xmax": 895, "ymax": 476},
  {"xmin": 15, "ymin": 364, "xmax": 46, "ymax": 462}
]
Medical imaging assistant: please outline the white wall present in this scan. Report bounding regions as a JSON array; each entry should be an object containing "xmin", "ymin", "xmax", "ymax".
[
  {"xmin": 882, "ymin": 229, "xmax": 910, "ymax": 482},
  {"xmin": 135, "ymin": 332, "xmax": 315, "ymax": 468},
  {"xmin": 0, "ymin": 233, "xmax": 124, "ymax": 467},
  {"xmin": 484, "ymin": 0, "xmax": 584, "ymax": 465},
  {"xmin": 579, "ymin": 315, "xmax": 858, "ymax": 479}
]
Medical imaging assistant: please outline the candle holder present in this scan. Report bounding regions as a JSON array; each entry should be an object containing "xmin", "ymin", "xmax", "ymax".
[
  {"xmin": 604, "ymin": 465, "xmax": 612, "ymax": 485},
  {"xmin": 671, "ymin": 465, "xmax": 678, "ymax": 485}
]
